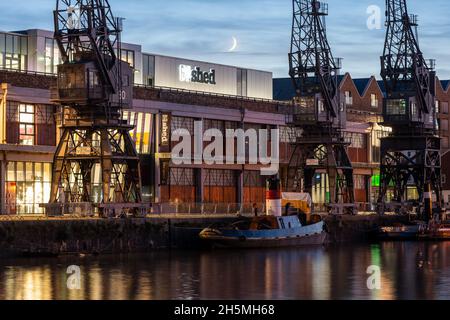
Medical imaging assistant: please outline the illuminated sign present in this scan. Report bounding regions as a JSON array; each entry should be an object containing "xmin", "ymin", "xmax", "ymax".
[
  {"xmin": 306, "ymin": 159, "xmax": 319, "ymax": 166},
  {"xmin": 160, "ymin": 113, "xmax": 171, "ymax": 152},
  {"xmin": 178, "ymin": 64, "xmax": 216, "ymax": 85}
]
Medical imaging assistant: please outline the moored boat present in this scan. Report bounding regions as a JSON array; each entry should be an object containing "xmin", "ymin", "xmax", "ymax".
[
  {"xmin": 199, "ymin": 215, "xmax": 327, "ymax": 249},
  {"xmin": 419, "ymin": 223, "xmax": 450, "ymax": 240},
  {"xmin": 377, "ymin": 223, "xmax": 424, "ymax": 240}
]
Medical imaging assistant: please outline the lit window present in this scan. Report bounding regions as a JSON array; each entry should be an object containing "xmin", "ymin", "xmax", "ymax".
[
  {"xmin": 120, "ymin": 49, "xmax": 135, "ymax": 68},
  {"xmin": 345, "ymin": 91, "xmax": 353, "ymax": 106},
  {"xmin": 19, "ymin": 104, "xmax": 35, "ymax": 146},
  {"xmin": 344, "ymin": 132, "xmax": 366, "ymax": 148},
  {"xmin": 386, "ymin": 99, "xmax": 407, "ymax": 115},
  {"xmin": 1, "ymin": 33, "xmax": 28, "ymax": 71},
  {"xmin": 371, "ymin": 94, "xmax": 378, "ymax": 108}
]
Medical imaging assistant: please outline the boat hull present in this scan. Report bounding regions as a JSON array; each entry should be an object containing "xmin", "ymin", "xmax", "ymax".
[
  {"xmin": 200, "ymin": 220, "xmax": 327, "ymax": 249},
  {"xmin": 203, "ymin": 232, "xmax": 327, "ymax": 249},
  {"xmin": 377, "ymin": 225, "xmax": 421, "ymax": 241}
]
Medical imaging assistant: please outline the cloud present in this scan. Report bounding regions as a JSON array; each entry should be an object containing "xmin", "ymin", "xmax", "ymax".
[{"xmin": 2, "ymin": 0, "xmax": 450, "ymax": 79}]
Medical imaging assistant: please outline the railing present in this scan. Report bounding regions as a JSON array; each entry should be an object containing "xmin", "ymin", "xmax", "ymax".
[
  {"xmin": 312, "ymin": 202, "xmax": 375, "ymax": 214},
  {"xmin": 151, "ymin": 202, "xmax": 266, "ymax": 216},
  {"xmin": 0, "ymin": 67, "xmax": 290, "ymax": 107},
  {"xmin": 40, "ymin": 203, "xmax": 95, "ymax": 217},
  {"xmin": 0, "ymin": 66, "xmax": 57, "ymax": 78},
  {"xmin": 134, "ymin": 83, "xmax": 290, "ymax": 106}
]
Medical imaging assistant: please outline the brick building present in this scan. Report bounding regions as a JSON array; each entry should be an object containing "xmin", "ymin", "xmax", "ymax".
[
  {"xmin": 274, "ymin": 73, "xmax": 450, "ymax": 208},
  {"xmin": 0, "ymin": 28, "xmax": 448, "ymax": 215}
]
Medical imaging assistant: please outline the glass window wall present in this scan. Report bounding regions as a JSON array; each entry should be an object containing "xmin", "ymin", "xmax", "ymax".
[
  {"xmin": 0, "ymin": 32, "xmax": 28, "ymax": 71},
  {"xmin": 122, "ymin": 111, "xmax": 153, "ymax": 154},
  {"xmin": 6, "ymin": 162, "xmax": 52, "ymax": 215}
]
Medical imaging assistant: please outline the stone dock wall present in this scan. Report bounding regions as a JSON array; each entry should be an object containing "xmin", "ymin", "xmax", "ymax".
[{"xmin": 0, "ymin": 215, "xmax": 409, "ymax": 258}]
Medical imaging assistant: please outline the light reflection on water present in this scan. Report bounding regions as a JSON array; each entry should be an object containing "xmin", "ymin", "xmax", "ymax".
[{"xmin": 0, "ymin": 242, "xmax": 450, "ymax": 300}]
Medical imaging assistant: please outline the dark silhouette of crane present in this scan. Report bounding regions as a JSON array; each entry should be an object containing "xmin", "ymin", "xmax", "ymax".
[
  {"xmin": 47, "ymin": 0, "xmax": 145, "ymax": 217},
  {"xmin": 378, "ymin": 0, "xmax": 442, "ymax": 219},
  {"xmin": 285, "ymin": 0, "xmax": 356, "ymax": 215}
]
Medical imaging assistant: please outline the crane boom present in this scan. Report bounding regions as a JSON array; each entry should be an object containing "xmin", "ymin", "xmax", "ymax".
[
  {"xmin": 377, "ymin": 0, "xmax": 442, "ymax": 219},
  {"xmin": 47, "ymin": 0, "xmax": 144, "ymax": 217},
  {"xmin": 285, "ymin": 0, "xmax": 355, "ymax": 215},
  {"xmin": 289, "ymin": 0, "xmax": 340, "ymax": 119},
  {"xmin": 381, "ymin": 0, "xmax": 436, "ymax": 132}
]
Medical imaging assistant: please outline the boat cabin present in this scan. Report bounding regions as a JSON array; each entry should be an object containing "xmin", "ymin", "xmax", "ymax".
[{"xmin": 247, "ymin": 216, "xmax": 303, "ymax": 231}]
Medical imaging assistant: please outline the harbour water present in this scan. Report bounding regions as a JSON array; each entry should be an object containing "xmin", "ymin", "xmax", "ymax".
[{"xmin": 0, "ymin": 242, "xmax": 450, "ymax": 300}]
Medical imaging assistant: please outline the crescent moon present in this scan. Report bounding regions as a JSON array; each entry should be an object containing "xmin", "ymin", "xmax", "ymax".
[{"xmin": 228, "ymin": 37, "xmax": 238, "ymax": 52}]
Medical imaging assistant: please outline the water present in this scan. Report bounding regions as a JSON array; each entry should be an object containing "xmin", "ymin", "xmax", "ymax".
[{"xmin": 0, "ymin": 242, "xmax": 450, "ymax": 300}]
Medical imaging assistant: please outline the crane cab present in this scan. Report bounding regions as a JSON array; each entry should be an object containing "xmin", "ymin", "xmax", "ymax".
[
  {"xmin": 288, "ymin": 92, "xmax": 346, "ymax": 129},
  {"xmin": 55, "ymin": 61, "xmax": 105, "ymax": 105},
  {"xmin": 383, "ymin": 96, "xmax": 436, "ymax": 130},
  {"xmin": 52, "ymin": 58, "xmax": 133, "ymax": 112}
]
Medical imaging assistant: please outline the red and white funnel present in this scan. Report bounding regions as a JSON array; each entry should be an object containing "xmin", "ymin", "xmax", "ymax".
[{"xmin": 266, "ymin": 178, "xmax": 282, "ymax": 217}]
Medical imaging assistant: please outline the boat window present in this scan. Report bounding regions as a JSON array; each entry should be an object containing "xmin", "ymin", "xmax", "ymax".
[
  {"xmin": 230, "ymin": 220, "xmax": 252, "ymax": 230},
  {"xmin": 279, "ymin": 218, "xmax": 285, "ymax": 229}
]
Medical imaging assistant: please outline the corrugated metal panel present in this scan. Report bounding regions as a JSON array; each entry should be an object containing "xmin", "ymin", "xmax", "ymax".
[{"xmin": 247, "ymin": 69, "xmax": 273, "ymax": 100}]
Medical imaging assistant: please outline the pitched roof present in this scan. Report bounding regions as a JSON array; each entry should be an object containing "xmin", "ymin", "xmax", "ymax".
[
  {"xmin": 274, "ymin": 75, "xmax": 450, "ymax": 101},
  {"xmin": 377, "ymin": 81, "xmax": 386, "ymax": 96},
  {"xmin": 273, "ymin": 75, "xmax": 346, "ymax": 101},
  {"xmin": 273, "ymin": 78, "xmax": 295, "ymax": 101},
  {"xmin": 352, "ymin": 78, "xmax": 372, "ymax": 96},
  {"xmin": 441, "ymin": 80, "xmax": 450, "ymax": 91}
]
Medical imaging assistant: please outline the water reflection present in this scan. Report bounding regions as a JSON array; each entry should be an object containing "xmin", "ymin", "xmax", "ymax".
[{"xmin": 0, "ymin": 242, "xmax": 450, "ymax": 300}]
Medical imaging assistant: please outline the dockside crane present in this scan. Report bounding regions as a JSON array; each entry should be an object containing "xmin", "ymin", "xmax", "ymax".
[
  {"xmin": 378, "ymin": 0, "xmax": 442, "ymax": 219},
  {"xmin": 285, "ymin": 0, "xmax": 356, "ymax": 215},
  {"xmin": 47, "ymin": 0, "xmax": 145, "ymax": 217}
]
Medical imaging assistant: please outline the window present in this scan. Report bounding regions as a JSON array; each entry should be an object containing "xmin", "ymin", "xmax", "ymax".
[
  {"xmin": 204, "ymin": 119, "xmax": 225, "ymax": 132},
  {"xmin": 344, "ymin": 132, "xmax": 366, "ymax": 148},
  {"xmin": 204, "ymin": 170, "xmax": 236, "ymax": 187},
  {"xmin": 0, "ymin": 33, "xmax": 28, "ymax": 71},
  {"xmin": 443, "ymin": 137, "xmax": 449, "ymax": 149},
  {"xmin": 442, "ymin": 102, "xmax": 449, "ymax": 115},
  {"xmin": 371, "ymin": 127, "xmax": 392, "ymax": 163},
  {"xmin": 19, "ymin": 104, "xmax": 35, "ymax": 146},
  {"xmin": 370, "ymin": 94, "xmax": 378, "ymax": 108},
  {"xmin": 143, "ymin": 54, "xmax": 155, "ymax": 86},
  {"xmin": 280, "ymin": 126, "xmax": 298, "ymax": 143},
  {"xmin": 244, "ymin": 171, "xmax": 265, "ymax": 187},
  {"xmin": 345, "ymin": 91, "xmax": 353, "ymax": 106},
  {"xmin": 88, "ymin": 70, "xmax": 99, "ymax": 88},
  {"xmin": 436, "ymin": 100, "xmax": 440, "ymax": 114},
  {"xmin": 318, "ymin": 100, "xmax": 325, "ymax": 113},
  {"xmin": 120, "ymin": 49, "xmax": 135, "ymax": 68},
  {"xmin": 170, "ymin": 168, "xmax": 194, "ymax": 186},
  {"xmin": 411, "ymin": 102, "xmax": 418, "ymax": 116},
  {"xmin": 45, "ymin": 38, "xmax": 60, "ymax": 74},
  {"xmin": 6, "ymin": 162, "xmax": 52, "ymax": 215},
  {"xmin": 172, "ymin": 116, "xmax": 195, "ymax": 135},
  {"xmin": 386, "ymin": 99, "xmax": 407, "ymax": 115},
  {"xmin": 123, "ymin": 111, "xmax": 153, "ymax": 154},
  {"xmin": 441, "ymin": 120, "xmax": 449, "ymax": 132},
  {"xmin": 354, "ymin": 175, "xmax": 366, "ymax": 190}
]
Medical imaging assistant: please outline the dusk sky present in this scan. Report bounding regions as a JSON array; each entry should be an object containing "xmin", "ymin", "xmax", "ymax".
[{"xmin": 2, "ymin": 0, "xmax": 450, "ymax": 79}]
